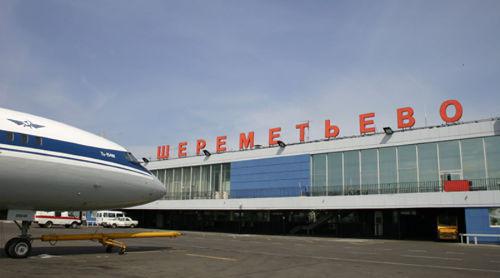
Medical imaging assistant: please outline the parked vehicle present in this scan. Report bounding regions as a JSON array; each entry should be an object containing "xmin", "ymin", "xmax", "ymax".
[
  {"xmin": 34, "ymin": 211, "xmax": 81, "ymax": 228},
  {"xmin": 95, "ymin": 210, "xmax": 125, "ymax": 227},
  {"xmin": 106, "ymin": 217, "xmax": 139, "ymax": 228},
  {"xmin": 437, "ymin": 213, "xmax": 458, "ymax": 240}
]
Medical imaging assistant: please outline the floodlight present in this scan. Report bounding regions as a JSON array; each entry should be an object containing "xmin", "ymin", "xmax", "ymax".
[
  {"xmin": 277, "ymin": 140, "xmax": 287, "ymax": 148},
  {"xmin": 383, "ymin": 127, "xmax": 394, "ymax": 135}
]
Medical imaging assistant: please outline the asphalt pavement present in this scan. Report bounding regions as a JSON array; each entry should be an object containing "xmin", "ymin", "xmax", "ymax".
[{"xmin": 0, "ymin": 222, "xmax": 499, "ymax": 278}]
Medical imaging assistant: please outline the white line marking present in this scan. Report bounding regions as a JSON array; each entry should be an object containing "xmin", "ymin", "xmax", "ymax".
[
  {"xmin": 310, "ymin": 255, "xmax": 498, "ymax": 273},
  {"xmin": 185, "ymin": 253, "xmax": 237, "ymax": 262},
  {"xmin": 349, "ymin": 251, "xmax": 377, "ymax": 255},
  {"xmin": 446, "ymin": 251, "xmax": 465, "ymax": 255},
  {"xmin": 128, "ymin": 250, "xmax": 163, "ymax": 254},
  {"xmin": 401, "ymin": 255, "xmax": 462, "ymax": 261},
  {"xmin": 168, "ymin": 243, "xmax": 500, "ymax": 273}
]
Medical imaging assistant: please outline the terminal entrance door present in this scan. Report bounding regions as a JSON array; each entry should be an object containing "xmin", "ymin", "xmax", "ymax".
[{"xmin": 374, "ymin": 211, "xmax": 383, "ymax": 236}]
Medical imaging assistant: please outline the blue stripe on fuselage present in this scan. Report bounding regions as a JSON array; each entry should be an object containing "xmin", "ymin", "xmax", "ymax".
[
  {"xmin": 0, "ymin": 146, "xmax": 151, "ymax": 177},
  {"xmin": 0, "ymin": 129, "xmax": 151, "ymax": 176}
]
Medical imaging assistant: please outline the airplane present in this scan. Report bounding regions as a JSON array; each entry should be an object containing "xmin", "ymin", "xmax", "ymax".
[{"xmin": 0, "ymin": 107, "xmax": 166, "ymax": 258}]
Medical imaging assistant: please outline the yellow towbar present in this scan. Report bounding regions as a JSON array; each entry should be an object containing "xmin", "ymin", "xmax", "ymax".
[{"xmin": 36, "ymin": 231, "xmax": 182, "ymax": 255}]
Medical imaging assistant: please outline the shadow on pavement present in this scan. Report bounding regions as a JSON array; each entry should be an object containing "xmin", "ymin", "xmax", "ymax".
[{"xmin": 0, "ymin": 245, "xmax": 173, "ymax": 258}]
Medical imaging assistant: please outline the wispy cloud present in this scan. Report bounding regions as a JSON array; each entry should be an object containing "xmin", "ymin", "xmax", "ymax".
[{"xmin": 1, "ymin": 0, "xmax": 499, "ymax": 159}]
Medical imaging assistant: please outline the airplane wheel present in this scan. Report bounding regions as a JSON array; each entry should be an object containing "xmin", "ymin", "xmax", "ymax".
[
  {"xmin": 4, "ymin": 238, "xmax": 18, "ymax": 258},
  {"xmin": 8, "ymin": 238, "xmax": 31, "ymax": 259}
]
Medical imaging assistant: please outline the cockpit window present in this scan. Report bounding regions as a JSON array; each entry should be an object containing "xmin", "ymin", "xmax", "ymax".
[{"xmin": 125, "ymin": 152, "xmax": 139, "ymax": 164}]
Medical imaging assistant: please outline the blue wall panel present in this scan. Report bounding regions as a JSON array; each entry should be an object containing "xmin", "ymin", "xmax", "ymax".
[
  {"xmin": 230, "ymin": 155, "xmax": 310, "ymax": 198},
  {"xmin": 465, "ymin": 208, "xmax": 500, "ymax": 243}
]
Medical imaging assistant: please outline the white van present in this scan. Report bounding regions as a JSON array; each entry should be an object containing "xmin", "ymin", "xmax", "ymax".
[
  {"xmin": 95, "ymin": 210, "xmax": 125, "ymax": 227},
  {"xmin": 34, "ymin": 211, "xmax": 81, "ymax": 228}
]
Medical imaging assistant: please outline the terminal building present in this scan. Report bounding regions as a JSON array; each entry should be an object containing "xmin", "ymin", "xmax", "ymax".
[{"xmin": 127, "ymin": 115, "xmax": 500, "ymax": 242}]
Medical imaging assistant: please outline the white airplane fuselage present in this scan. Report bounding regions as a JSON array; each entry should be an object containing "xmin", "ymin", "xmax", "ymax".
[{"xmin": 0, "ymin": 107, "xmax": 165, "ymax": 212}]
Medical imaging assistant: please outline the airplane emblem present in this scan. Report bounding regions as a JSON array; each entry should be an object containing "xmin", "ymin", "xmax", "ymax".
[{"xmin": 8, "ymin": 119, "xmax": 45, "ymax": 129}]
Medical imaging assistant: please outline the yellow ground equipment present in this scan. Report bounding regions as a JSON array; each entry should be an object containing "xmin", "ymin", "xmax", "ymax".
[
  {"xmin": 437, "ymin": 225, "xmax": 458, "ymax": 240},
  {"xmin": 35, "ymin": 231, "xmax": 182, "ymax": 255},
  {"xmin": 437, "ymin": 213, "xmax": 458, "ymax": 240}
]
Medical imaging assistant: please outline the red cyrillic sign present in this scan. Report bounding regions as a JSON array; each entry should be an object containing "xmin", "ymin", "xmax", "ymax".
[{"xmin": 156, "ymin": 99, "xmax": 464, "ymax": 159}]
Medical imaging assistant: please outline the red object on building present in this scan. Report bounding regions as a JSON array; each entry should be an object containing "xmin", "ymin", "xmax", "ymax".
[{"xmin": 444, "ymin": 180, "xmax": 470, "ymax": 192}]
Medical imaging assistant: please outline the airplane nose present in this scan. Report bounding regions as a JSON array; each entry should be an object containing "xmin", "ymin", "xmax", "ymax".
[{"xmin": 149, "ymin": 178, "xmax": 166, "ymax": 200}]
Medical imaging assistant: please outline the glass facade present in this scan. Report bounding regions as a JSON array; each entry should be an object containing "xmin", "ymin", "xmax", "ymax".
[
  {"xmin": 439, "ymin": 141, "xmax": 461, "ymax": 171},
  {"xmin": 398, "ymin": 145, "xmax": 417, "ymax": 192},
  {"xmin": 379, "ymin": 147, "xmax": 397, "ymax": 192},
  {"xmin": 418, "ymin": 143, "xmax": 438, "ymax": 182},
  {"xmin": 418, "ymin": 143, "xmax": 439, "ymax": 191},
  {"xmin": 344, "ymin": 151, "xmax": 360, "ymax": 194},
  {"xmin": 312, "ymin": 154, "xmax": 327, "ymax": 195},
  {"xmin": 327, "ymin": 153, "xmax": 343, "ymax": 195},
  {"xmin": 311, "ymin": 136, "xmax": 500, "ymax": 195},
  {"xmin": 486, "ymin": 136, "xmax": 500, "ymax": 178},
  {"xmin": 151, "ymin": 163, "xmax": 230, "ymax": 200},
  {"xmin": 191, "ymin": 166, "xmax": 201, "ymax": 198},
  {"xmin": 462, "ymin": 138, "xmax": 486, "ymax": 179},
  {"xmin": 152, "ymin": 135, "xmax": 499, "ymax": 200},
  {"xmin": 361, "ymin": 149, "xmax": 378, "ymax": 194},
  {"xmin": 222, "ymin": 164, "xmax": 231, "ymax": 197}
]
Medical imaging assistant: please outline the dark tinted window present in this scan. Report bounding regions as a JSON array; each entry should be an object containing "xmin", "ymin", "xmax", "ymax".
[
  {"xmin": 36, "ymin": 136, "xmax": 43, "ymax": 146},
  {"xmin": 6, "ymin": 132, "xmax": 14, "ymax": 142},
  {"xmin": 21, "ymin": 134, "xmax": 29, "ymax": 144}
]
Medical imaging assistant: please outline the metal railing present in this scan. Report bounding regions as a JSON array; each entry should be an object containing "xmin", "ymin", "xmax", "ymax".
[
  {"xmin": 460, "ymin": 233, "xmax": 500, "ymax": 244},
  {"xmin": 163, "ymin": 191, "xmax": 230, "ymax": 200},
  {"xmin": 161, "ymin": 178, "xmax": 500, "ymax": 200}
]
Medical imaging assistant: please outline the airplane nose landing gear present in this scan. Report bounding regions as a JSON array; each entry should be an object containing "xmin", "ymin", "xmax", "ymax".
[
  {"xmin": 4, "ymin": 221, "xmax": 33, "ymax": 258},
  {"xmin": 3, "ymin": 220, "xmax": 182, "ymax": 258},
  {"xmin": 5, "ymin": 238, "xmax": 31, "ymax": 258}
]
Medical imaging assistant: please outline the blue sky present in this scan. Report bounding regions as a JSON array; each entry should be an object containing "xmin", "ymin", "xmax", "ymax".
[{"xmin": 1, "ymin": 0, "xmax": 499, "ymax": 159}]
